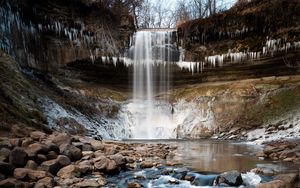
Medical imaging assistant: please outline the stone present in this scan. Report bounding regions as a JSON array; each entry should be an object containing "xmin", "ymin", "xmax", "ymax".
[
  {"xmin": 27, "ymin": 170, "xmax": 47, "ymax": 181},
  {"xmin": 60, "ymin": 144, "xmax": 82, "ymax": 161},
  {"xmin": 25, "ymin": 160, "xmax": 38, "ymax": 170},
  {"xmin": 57, "ymin": 165, "xmax": 78, "ymax": 179},
  {"xmin": 13, "ymin": 168, "xmax": 29, "ymax": 179},
  {"xmin": 128, "ymin": 182, "xmax": 142, "ymax": 188},
  {"xmin": 0, "ymin": 178, "xmax": 23, "ymax": 187},
  {"xmin": 9, "ymin": 147, "xmax": 28, "ymax": 167},
  {"xmin": 50, "ymin": 133, "xmax": 71, "ymax": 147},
  {"xmin": 57, "ymin": 155, "xmax": 71, "ymax": 167},
  {"xmin": 21, "ymin": 138, "xmax": 34, "ymax": 147},
  {"xmin": 140, "ymin": 161, "xmax": 154, "ymax": 169},
  {"xmin": 94, "ymin": 156, "xmax": 109, "ymax": 171},
  {"xmin": 72, "ymin": 142, "xmax": 84, "ymax": 149},
  {"xmin": 40, "ymin": 159, "xmax": 61, "ymax": 175},
  {"xmin": 0, "ymin": 148, "xmax": 10, "ymax": 162},
  {"xmin": 192, "ymin": 174, "xmax": 218, "ymax": 186},
  {"xmin": 109, "ymin": 154, "xmax": 126, "ymax": 167},
  {"xmin": 0, "ymin": 162, "xmax": 15, "ymax": 176},
  {"xmin": 97, "ymin": 176, "xmax": 106, "ymax": 186},
  {"xmin": 106, "ymin": 160, "xmax": 118, "ymax": 172},
  {"xmin": 25, "ymin": 143, "xmax": 48, "ymax": 158},
  {"xmin": 82, "ymin": 144, "xmax": 93, "ymax": 151},
  {"xmin": 256, "ymin": 180, "xmax": 285, "ymax": 188},
  {"xmin": 47, "ymin": 151, "xmax": 58, "ymax": 160},
  {"xmin": 9, "ymin": 138, "xmax": 21, "ymax": 147},
  {"xmin": 36, "ymin": 154, "xmax": 48, "ymax": 164},
  {"xmin": 35, "ymin": 177, "xmax": 54, "ymax": 188},
  {"xmin": 75, "ymin": 179, "xmax": 99, "ymax": 187},
  {"xmin": 214, "ymin": 170, "xmax": 243, "ymax": 186},
  {"xmin": 91, "ymin": 140, "xmax": 104, "ymax": 151},
  {"xmin": 0, "ymin": 139, "xmax": 12, "ymax": 149},
  {"xmin": 30, "ymin": 131, "xmax": 46, "ymax": 141},
  {"xmin": 77, "ymin": 161, "xmax": 93, "ymax": 173},
  {"xmin": 274, "ymin": 173, "xmax": 298, "ymax": 187}
]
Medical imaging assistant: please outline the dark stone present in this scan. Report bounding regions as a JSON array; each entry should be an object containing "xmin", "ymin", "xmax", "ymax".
[
  {"xmin": 214, "ymin": 170, "xmax": 243, "ymax": 186},
  {"xmin": 9, "ymin": 147, "xmax": 28, "ymax": 167},
  {"xmin": 60, "ymin": 144, "xmax": 82, "ymax": 161},
  {"xmin": 0, "ymin": 162, "xmax": 15, "ymax": 176},
  {"xmin": 192, "ymin": 174, "xmax": 218, "ymax": 186},
  {"xmin": 40, "ymin": 159, "xmax": 61, "ymax": 175},
  {"xmin": 56, "ymin": 155, "xmax": 71, "ymax": 167},
  {"xmin": 47, "ymin": 151, "xmax": 58, "ymax": 160},
  {"xmin": 25, "ymin": 143, "xmax": 48, "ymax": 158},
  {"xmin": 0, "ymin": 148, "xmax": 11, "ymax": 162},
  {"xmin": 82, "ymin": 144, "xmax": 93, "ymax": 151}
]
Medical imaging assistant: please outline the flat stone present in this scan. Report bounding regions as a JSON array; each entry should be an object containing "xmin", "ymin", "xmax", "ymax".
[
  {"xmin": 75, "ymin": 179, "xmax": 99, "ymax": 187},
  {"xmin": 9, "ymin": 147, "xmax": 28, "ymax": 167},
  {"xmin": 57, "ymin": 165, "xmax": 78, "ymax": 179},
  {"xmin": 27, "ymin": 170, "xmax": 47, "ymax": 181}
]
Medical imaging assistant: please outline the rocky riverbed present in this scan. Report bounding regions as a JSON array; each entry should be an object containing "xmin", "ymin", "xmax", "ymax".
[{"xmin": 0, "ymin": 131, "xmax": 299, "ymax": 187}]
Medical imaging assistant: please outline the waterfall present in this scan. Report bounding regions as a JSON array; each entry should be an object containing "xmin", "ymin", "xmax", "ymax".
[{"xmin": 126, "ymin": 30, "xmax": 175, "ymax": 139}]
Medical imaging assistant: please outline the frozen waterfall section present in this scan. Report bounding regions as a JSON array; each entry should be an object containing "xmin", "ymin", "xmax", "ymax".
[{"xmin": 125, "ymin": 30, "xmax": 178, "ymax": 139}]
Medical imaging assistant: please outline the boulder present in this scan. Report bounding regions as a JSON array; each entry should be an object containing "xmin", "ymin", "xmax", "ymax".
[
  {"xmin": 50, "ymin": 133, "xmax": 71, "ymax": 147},
  {"xmin": 9, "ymin": 147, "xmax": 28, "ymax": 167},
  {"xmin": 13, "ymin": 168, "xmax": 29, "ymax": 180},
  {"xmin": 30, "ymin": 131, "xmax": 46, "ymax": 141},
  {"xmin": 77, "ymin": 161, "xmax": 93, "ymax": 174},
  {"xmin": 25, "ymin": 160, "xmax": 38, "ymax": 170},
  {"xmin": 34, "ymin": 177, "xmax": 54, "ymax": 188},
  {"xmin": 192, "ymin": 174, "xmax": 218, "ymax": 186},
  {"xmin": 106, "ymin": 160, "xmax": 118, "ymax": 172},
  {"xmin": 91, "ymin": 140, "xmax": 104, "ymax": 151},
  {"xmin": 57, "ymin": 165, "xmax": 78, "ymax": 179},
  {"xmin": 40, "ymin": 159, "xmax": 61, "ymax": 175},
  {"xmin": 47, "ymin": 151, "xmax": 58, "ymax": 160},
  {"xmin": 36, "ymin": 154, "xmax": 47, "ymax": 164},
  {"xmin": 60, "ymin": 144, "xmax": 82, "ymax": 161},
  {"xmin": 0, "ymin": 162, "xmax": 15, "ymax": 176},
  {"xmin": 94, "ymin": 156, "xmax": 109, "ymax": 171},
  {"xmin": 109, "ymin": 154, "xmax": 126, "ymax": 167},
  {"xmin": 27, "ymin": 170, "xmax": 47, "ymax": 181},
  {"xmin": 140, "ymin": 161, "xmax": 154, "ymax": 169},
  {"xmin": 214, "ymin": 170, "xmax": 243, "ymax": 186},
  {"xmin": 57, "ymin": 155, "xmax": 71, "ymax": 167},
  {"xmin": 25, "ymin": 143, "xmax": 48, "ymax": 158}
]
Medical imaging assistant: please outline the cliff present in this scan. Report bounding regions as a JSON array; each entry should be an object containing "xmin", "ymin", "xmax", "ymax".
[{"xmin": 0, "ymin": 0, "xmax": 134, "ymax": 72}]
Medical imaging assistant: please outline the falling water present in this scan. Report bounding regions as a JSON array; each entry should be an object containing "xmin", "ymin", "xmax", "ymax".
[{"xmin": 127, "ymin": 30, "xmax": 175, "ymax": 139}]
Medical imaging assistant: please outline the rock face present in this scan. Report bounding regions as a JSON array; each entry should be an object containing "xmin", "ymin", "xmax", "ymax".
[{"xmin": 0, "ymin": 0, "xmax": 134, "ymax": 72}]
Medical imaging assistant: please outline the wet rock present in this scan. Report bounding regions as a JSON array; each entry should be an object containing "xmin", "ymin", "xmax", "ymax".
[
  {"xmin": 56, "ymin": 155, "xmax": 71, "ymax": 167},
  {"xmin": 13, "ymin": 168, "xmax": 29, "ymax": 179},
  {"xmin": 9, "ymin": 147, "xmax": 28, "ymax": 167},
  {"xmin": 60, "ymin": 144, "xmax": 82, "ymax": 161},
  {"xmin": 40, "ymin": 159, "xmax": 61, "ymax": 175},
  {"xmin": 140, "ymin": 161, "xmax": 154, "ymax": 169},
  {"xmin": 91, "ymin": 140, "xmax": 104, "ymax": 151},
  {"xmin": 30, "ymin": 131, "xmax": 46, "ymax": 141},
  {"xmin": 25, "ymin": 160, "xmax": 38, "ymax": 170},
  {"xmin": 57, "ymin": 165, "xmax": 78, "ymax": 179},
  {"xmin": 0, "ymin": 162, "xmax": 15, "ymax": 176},
  {"xmin": 27, "ymin": 170, "xmax": 47, "ymax": 181},
  {"xmin": 127, "ymin": 182, "xmax": 142, "ymax": 188},
  {"xmin": 214, "ymin": 170, "xmax": 243, "ymax": 186},
  {"xmin": 35, "ymin": 177, "xmax": 54, "ymax": 188},
  {"xmin": 0, "ymin": 148, "xmax": 10, "ymax": 162},
  {"xmin": 193, "ymin": 174, "xmax": 217, "ymax": 186},
  {"xmin": 74, "ymin": 179, "xmax": 99, "ymax": 187},
  {"xmin": 256, "ymin": 180, "xmax": 285, "ymax": 188}
]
